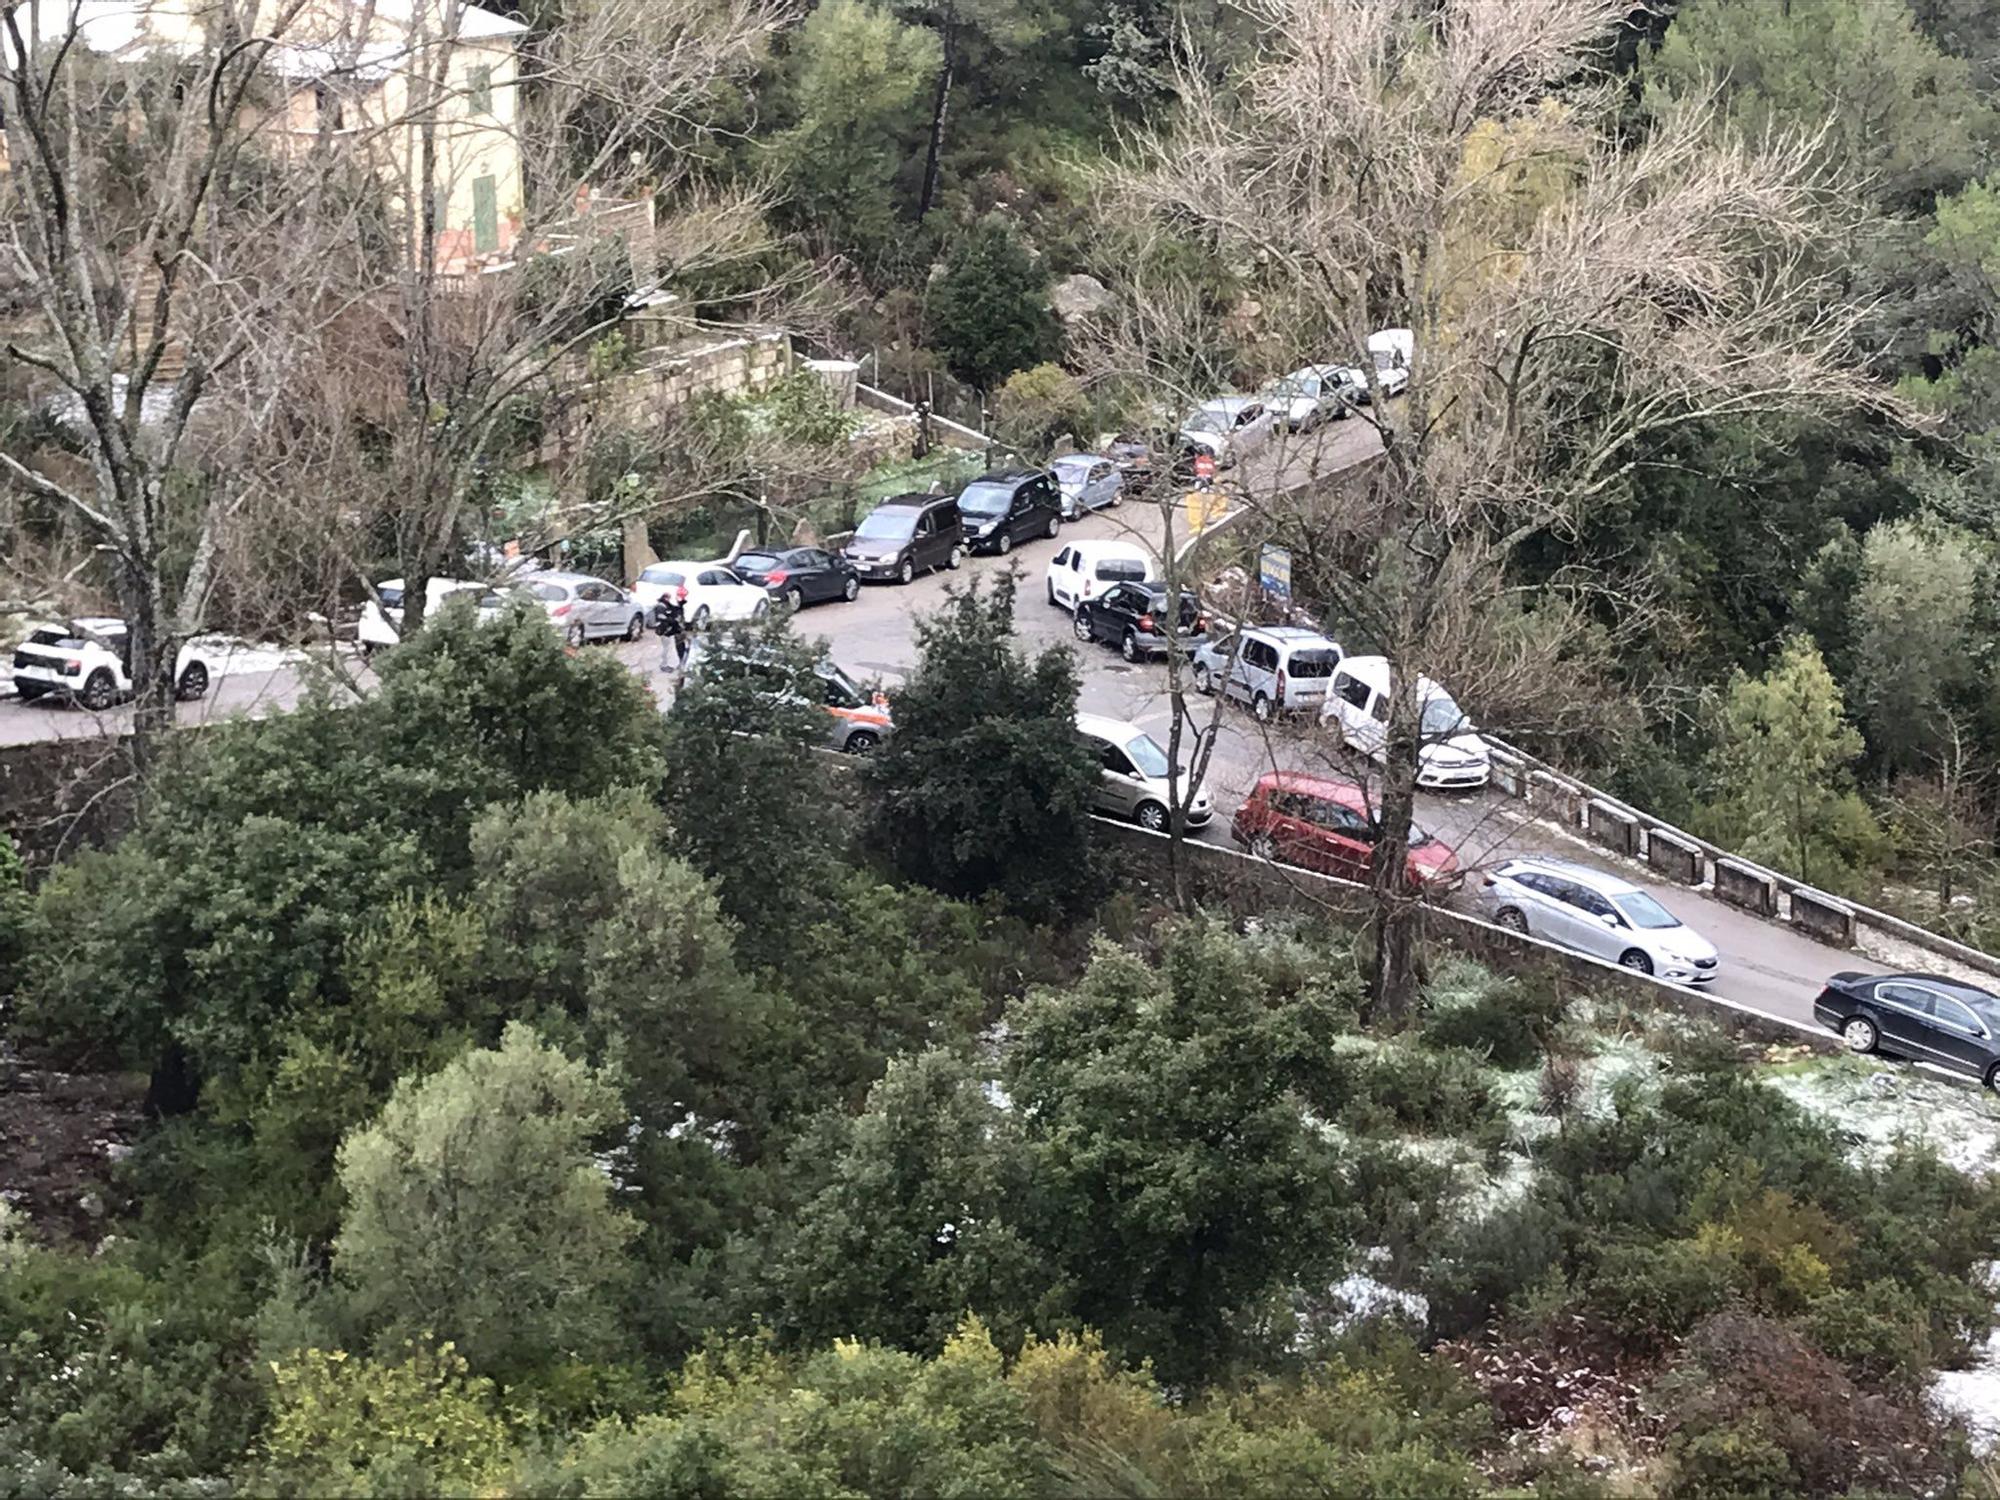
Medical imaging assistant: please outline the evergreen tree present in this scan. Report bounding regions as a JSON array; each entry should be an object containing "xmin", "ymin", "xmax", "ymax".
[{"xmin": 930, "ymin": 218, "xmax": 1057, "ymax": 390}]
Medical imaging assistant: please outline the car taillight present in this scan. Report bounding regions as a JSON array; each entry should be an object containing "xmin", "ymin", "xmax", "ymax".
[
  {"xmin": 1194, "ymin": 614, "xmax": 1207, "ymax": 634},
  {"xmin": 1276, "ymin": 669, "xmax": 1288, "ymax": 704},
  {"xmin": 1138, "ymin": 612, "xmax": 1156, "ymax": 633},
  {"xmin": 551, "ymin": 603, "xmax": 573, "ymax": 618},
  {"xmin": 766, "ymin": 570, "xmax": 789, "ymax": 585},
  {"xmin": 61, "ymin": 658, "xmax": 83, "ymax": 677}
]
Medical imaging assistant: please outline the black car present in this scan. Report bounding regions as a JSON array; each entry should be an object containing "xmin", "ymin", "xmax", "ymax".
[
  {"xmin": 732, "ymin": 546, "xmax": 859, "ymax": 609},
  {"xmin": 1814, "ymin": 971, "xmax": 2000, "ymax": 1089},
  {"xmin": 1072, "ymin": 581, "xmax": 1207, "ymax": 662},
  {"xmin": 956, "ymin": 470, "xmax": 1063, "ymax": 555},
  {"xmin": 843, "ymin": 494, "xmax": 966, "ymax": 583}
]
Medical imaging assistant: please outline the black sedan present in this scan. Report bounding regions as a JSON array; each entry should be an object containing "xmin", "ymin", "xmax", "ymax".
[
  {"xmin": 1814, "ymin": 971, "xmax": 2000, "ymax": 1089},
  {"xmin": 732, "ymin": 546, "xmax": 859, "ymax": 610},
  {"xmin": 1072, "ymin": 581, "xmax": 1206, "ymax": 663}
]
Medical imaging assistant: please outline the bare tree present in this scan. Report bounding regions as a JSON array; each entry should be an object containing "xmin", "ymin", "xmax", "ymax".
[
  {"xmin": 1888, "ymin": 716, "xmax": 1996, "ymax": 916},
  {"xmin": 1108, "ymin": 0, "xmax": 1882, "ymax": 1016},
  {"xmin": 0, "ymin": 0, "xmax": 344, "ymax": 766}
]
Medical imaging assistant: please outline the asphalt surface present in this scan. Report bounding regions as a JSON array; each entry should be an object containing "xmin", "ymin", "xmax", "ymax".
[{"xmin": 1, "ymin": 416, "xmax": 1873, "ymax": 1029}]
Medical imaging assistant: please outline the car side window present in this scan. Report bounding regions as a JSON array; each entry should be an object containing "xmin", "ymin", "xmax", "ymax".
[
  {"xmin": 916, "ymin": 512, "xmax": 934, "ymax": 537},
  {"xmin": 1933, "ymin": 995, "xmax": 1985, "ymax": 1034},
  {"xmin": 1878, "ymin": 983, "xmax": 1935, "ymax": 1016},
  {"xmin": 1370, "ymin": 691, "xmax": 1390, "ymax": 724},
  {"xmin": 1334, "ymin": 674, "xmax": 1370, "ymax": 711},
  {"xmin": 1091, "ymin": 463, "xmax": 1111, "ymax": 484},
  {"xmin": 1097, "ymin": 742, "xmax": 1135, "ymax": 776},
  {"xmin": 1209, "ymin": 633, "xmax": 1236, "ymax": 657},
  {"xmin": 1249, "ymin": 640, "xmax": 1277, "ymax": 670},
  {"xmin": 1321, "ymin": 802, "xmax": 1370, "ymax": 840},
  {"xmin": 1054, "ymin": 547, "xmax": 1071, "ymax": 568},
  {"xmin": 1574, "ymin": 889, "xmax": 1617, "ymax": 921}
]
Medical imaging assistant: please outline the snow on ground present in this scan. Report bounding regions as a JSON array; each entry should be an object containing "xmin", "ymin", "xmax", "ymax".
[
  {"xmin": 1762, "ymin": 1056, "xmax": 2000, "ymax": 1179},
  {"xmin": 1935, "ymin": 1326, "xmax": 2000, "ymax": 1456},
  {"xmin": 186, "ymin": 637, "xmax": 317, "ymax": 679},
  {"xmin": 1327, "ymin": 1270, "xmax": 1430, "ymax": 1332}
]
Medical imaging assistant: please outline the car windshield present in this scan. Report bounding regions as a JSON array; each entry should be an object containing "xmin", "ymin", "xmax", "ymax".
[
  {"xmin": 1095, "ymin": 559, "xmax": 1148, "ymax": 582},
  {"xmin": 639, "ymin": 566, "xmax": 686, "ymax": 586},
  {"xmin": 1288, "ymin": 648, "xmax": 1340, "ymax": 678},
  {"xmin": 1123, "ymin": 733, "xmax": 1172, "ymax": 779},
  {"xmin": 1052, "ymin": 459, "xmax": 1093, "ymax": 481},
  {"xmin": 1184, "ymin": 405, "xmax": 1231, "ymax": 432},
  {"xmin": 1420, "ymin": 691, "xmax": 1469, "ymax": 738},
  {"xmin": 1269, "ymin": 376, "xmax": 1314, "ymax": 399},
  {"xmin": 734, "ymin": 552, "xmax": 782, "ymax": 572},
  {"xmin": 818, "ymin": 661, "xmax": 865, "ymax": 707},
  {"xmin": 376, "ymin": 585, "xmax": 404, "ymax": 610},
  {"xmin": 855, "ymin": 509, "xmax": 917, "ymax": 540},
  {"xmin": 957, "ymin": 483, "xmax": 1013, "ymax": 516},
  {"xmin": 1612, "ymin": 892, "xmax": 1680, "ymax": 930}
]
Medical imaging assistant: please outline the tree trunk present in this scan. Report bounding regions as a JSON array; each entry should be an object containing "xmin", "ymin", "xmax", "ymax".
[
  {"xmin": 116, "ymin": 551, "xmax": 176, "ymax": 774},
  {"xmin": 915, "ymin": 40, "xmax": 955, "ymax": 222},
  {"xmin": 1366, "ymin": 704, "xmax": 1424, "ymax": 1022}
]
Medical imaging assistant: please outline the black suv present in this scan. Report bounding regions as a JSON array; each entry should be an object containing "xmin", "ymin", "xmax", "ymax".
[
  {"xmin": 956, "ymin": 469, "xmax": 1062, "ymax": 555},
  {"xmin": 842, "ymin": 494, "xmax": 966, "ymax": 584},
  {"xmin": 1815, "ymin": 971, "xmax": 2000, "ymax": 1089},
  {"xmin": 1073, "ymin": 582, "xmax": 1207, "ymax": 662}
]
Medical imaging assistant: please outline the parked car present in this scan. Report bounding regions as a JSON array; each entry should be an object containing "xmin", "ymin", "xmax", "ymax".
[
  {"xmin": 1049, "ymin": 453, "xmax": 1124, "ymax": 518},
  {"xmin": 1177, "ymin": 396, "xmax": 1277, "ymax": 467},
  {"xmin": 1264, "ymin": 365, "xmax": 1366, "ymax": 430},
  {"xmin": 842, "ymin": 493, "xmax": 966, "ymax": 583},
  {"xmin": 1365, "ymin": 328, "xmax": 1413, "ymax": 399},
  {"xmin": 1073, "ymin": 581, "xmax": 1206, "ymax": 662},
  {"xmin": 1076, "ymin": 712, "xmax": 1212, "ymax": 833},
  {"xmin": 1045, "ymin": 539, "xmax": 1155, "ymax": 611},
  {"xmin": 1814, "ymin": 972, "xmax": 2000, "ymax": 1088},
  {"xmin": 956, "ymin": 470, "xmax": 1064, "ymax": 555},
  {"xmin": 1231, "ymin": 771, "xmax": 1460, "ymax": 890},
  {"xmin": 515, "ymin": 571, "xmax": 646, "ymax": 646},
  {"xmin": 630, "ymin": 561, "xmax": 770, "ymax": 626},
  {"xmin": 1470, "ymin": 856, "xmax": 1719, "ymax": 984},
  {"xmin": 1191, "ymin": 624, "xmax": 1343, "ymax": 721},
  {"xmin": 12, "ymin": 617, "xmax": 212, "ymax": 710},
  {"xmin": 358, "ymin": 577, "xmax": 508, "ymax": 654},
  {"xmin": 1320, "ymin": 655, "xmax": 1491, "ymax": 790},
  {"xmin": 1101, "ymin": 430, "xmax": 1167, "ymax": 481},
  {"xmin": 680, "ymin": 636, "xmax": 893, "ymax": 753},
  {"xmin": 730, "ymin": 546, "xmax": 860, "ymax": 610}
]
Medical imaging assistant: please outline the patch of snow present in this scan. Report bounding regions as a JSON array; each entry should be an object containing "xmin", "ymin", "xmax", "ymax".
[
  {"xmin": 187, "ymin": 637, "xmax": 312, "ymax": 679},
  {"xmin": 1764, "ymin": 1059, "xmax": 2000, "ymax": 1179},
  {"xmin": 1328, "ymin": 1272, "xmax": 1428, "ymax": 1332},
  {"xmin": 1934, "ymin": 1326, "xmax": 2000, "ymax": 1455}
]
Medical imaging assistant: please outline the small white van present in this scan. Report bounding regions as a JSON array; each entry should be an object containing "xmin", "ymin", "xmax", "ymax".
[
  {"xmin": 1364, "ymin": 328, "xmax": 1413, "ymax": 398},
  {"xmin": 1320, "ymin": 654, "xmax": 1490, "ymax": 789},
  {"xmin": 1045, "ymin": 540, "xmax": 1156, "ymax": 611}
]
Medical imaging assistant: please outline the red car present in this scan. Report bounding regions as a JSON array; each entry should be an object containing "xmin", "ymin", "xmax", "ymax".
[{"xmin": 1231, "ymin": 771, "xmax": 1462, "ymax": 891}]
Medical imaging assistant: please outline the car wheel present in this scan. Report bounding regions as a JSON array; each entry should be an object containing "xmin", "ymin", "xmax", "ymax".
[
  {"xmin": 899, "ymin": 558, "xmax": 915, "ymax": 585},
  {"xmin": 1136, "ymin": 800, "xmax": 1169, "ymax": 833},
  {"xmin": 1047, "ymin": 579, "xmax": 1059, "ymax": 607},
  {"xmin": 1984, "ymin": 1061, "xmax": 2000, "ymax": 1093},
  {"xmin": 1842, "ymin": 1016, "xmax": 1879, "ymax": 1054},
  {"xmin": 175, "ymin": 661, "xmax": 209, "ymax": 701},
  {"xmin": 1252, "ymin": 692, "xmax": 1273, "ymax": 723},
  {"xmin": 1619, "ymin": 949, "xmax": 1654, "ymax": 976},
  {"xmin": 1249, "ymin": 832, "xmax": 1277, "ymax": 862},
  {"xmin": 693, "ymin": 605, "xmax": 712, "ymax": 628},
  {"xmin": 625, "ymin": 613, "xmax": 644, "ymax": 642},
  {"xmin": 843, "ymin": 576, "xmax": 859, "ymax": 602},
  {"xmin": 1046, "ymin": 513, "xmax": 1061, "ymax": 539},
  {"xmin": 785, "ymin": 586, "xmax": 805, "ymax": 612},
  {"xmin": 751, "ymin": 599, "xmax": 769, "ymax": 620},
  {"xmin": 1121, "ymin": 630, "xmax": 1140, "ymax": 663},
  {"xmin": 998, "ymin": 532, "xmax": 1013, "ymax": 555},
  {"xmin": 1073, "ymin": 612, "xmax": 1092, "ymax": 642},
  {"xmin": 1193, "ymin": 663, "xmax": 1213, "ymax": 695},
  {"xmin": 565, "ymin": 620, "xmax": 588, "ymax": 648},
  {"xmin": 947, "ymin": 546, "xmax": 964, "ymax": 570},
  {"xmin": 81, "ymin": 670, "xmax": 116, "ymax": 711},
  {"xmin": 846, "ymin": 729, "xmax": 880, "ymax": 754},
  {"xmin": 1494, "ymin": 907, "xmax": 1528, "ymax": 934}
]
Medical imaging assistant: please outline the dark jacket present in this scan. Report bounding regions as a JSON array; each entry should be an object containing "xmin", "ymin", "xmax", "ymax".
[{"xmin": 649, "ymin": 597, "xmax": 686, "ymax": 635}]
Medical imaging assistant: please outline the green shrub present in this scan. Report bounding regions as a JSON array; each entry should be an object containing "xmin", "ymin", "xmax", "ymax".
[
  {"xmin": 1803, "ymin": 1279, "xmax": 1937, "ymax": 1389},
  {"xmin": 1420, "ymin": 976, "xmax": 1567, "ymax": 1071},
  {"xmin": 1666, "ymin": 1418, "xmax": 1800, "ymax": 1500},
  {"xmin": 1580, "ymin": 1236, "xmax": 1738, "ymax": 1347},
  {"xmin": 1337, "ymin": 1046, "xmax": 1502, "ymax": 1138}
]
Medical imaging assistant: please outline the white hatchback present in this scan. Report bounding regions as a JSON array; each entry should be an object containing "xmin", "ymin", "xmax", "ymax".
[
  {"xmin": 11, "ymin": 617, "xmax": 213, "ymax": 710},
  {"xmin": 632, "ymin": 560, "xmax": 770, "ymax": 626},
  {"xmin": 1470, "ymin": 856, "xmax": 1720, "ymax": 984},
  {"xmin": 1045, "ymin": 540, "xmax": 1156, "ymax": 611}
]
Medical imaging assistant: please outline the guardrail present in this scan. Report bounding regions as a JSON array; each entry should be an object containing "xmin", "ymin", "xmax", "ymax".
[{"xmin": 1481, "ymin": 738, "xmax": 2000, "ymax": 983}]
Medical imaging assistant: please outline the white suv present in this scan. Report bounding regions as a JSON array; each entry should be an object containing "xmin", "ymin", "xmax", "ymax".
[
  {"xmin": 1469, "ymin": 855, "xmax": 1719, "ymax": 984},
  {"xmin": 12, "ymin": 618, "xmax": 213, "ymax": 711}
]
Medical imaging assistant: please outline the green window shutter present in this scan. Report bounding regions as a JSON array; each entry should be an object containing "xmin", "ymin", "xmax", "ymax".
[
  {"xmin": 472, "ymin": 175, "xmax": 499, "ymax": 254},
  {"xmin": 468, "ymin": 65, "xmax": 492, "ymax": 115}
]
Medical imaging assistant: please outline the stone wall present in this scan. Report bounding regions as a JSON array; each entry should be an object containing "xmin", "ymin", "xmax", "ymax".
[{"xmin": 538, "ymin": 330, "xmax": 793, "ymax": 465}]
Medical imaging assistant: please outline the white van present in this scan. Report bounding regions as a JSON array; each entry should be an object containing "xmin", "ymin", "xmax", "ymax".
[
  {"xmin": 1364, "ymin": 328, "xmax": 1413, "ymax": 399},
  {"xmin": 1045, "ymin": 539, "xmax": 1156, "ymax": 611},
  {"xmin": 358, "ymin": 578, "xmax": 508, "ymax": 653},
  {"xmin": 1320, "ymin": 654, "xmax": 1490, "ymax": 789}
]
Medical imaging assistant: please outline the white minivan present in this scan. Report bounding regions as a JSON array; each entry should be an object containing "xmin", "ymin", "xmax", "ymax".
[
  {"xmin": 1320, "ymin": 654, "xmax": 1490, "ymax": 790},
  {"xmin": 1365, "ymin": 328, "xmax": 1412, "ymax": 399},
  {"xmin": 1045, "ymin": 540, "xmax": 1155, "ymax": 611}
]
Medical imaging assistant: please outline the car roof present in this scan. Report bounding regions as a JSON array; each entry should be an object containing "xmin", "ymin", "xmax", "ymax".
[
  {"xmin": 72, "ymin": 615, "xmax": 127, "ymax": 633},
  {"xmin": 1065, "ymin": 538, "xmax": 1151, "ymax": 559},
  {"xmin": 1051, "ymin": 453, "xmax": 1102, "ymax": 469},
  {"xmin": 1497, "ymin": 854, "xmax": 1641, "ymax": 899},
  {"xmin": 1257, "ymin": 770, "xmax": 1370, "ymax": 810},
  {"xmin": 651, "ymin": 559, "xmax": 727, "ymax": 571},
  {"xmin": 528, "ymin": 569, "xmax": 610, "ymax": 587},
  {"xmin": 1333, "ymin": 654, "xmax": 1448, "ymax": 695},
  {"xmin": 873, "ymin": 492, "xmax": 952, "ymax": 510},
  {"xmin": 1239, "ymin": 624, "xmax": 1337, "ymax": 644},
  {"xmin": 1075, "ymin": 711, "xmax": 1148, "ymax": 742},
  {"xmin": 964, "ymin": 468, "xmax": 1043, "ymax": 486}
]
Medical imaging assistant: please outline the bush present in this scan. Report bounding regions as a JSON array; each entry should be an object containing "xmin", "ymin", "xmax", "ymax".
[
  {"xmin": 1336, "ymin": 1045, "xmax": 1503, "ymax": 1138},
  {"xmin": 1420, "ymin": 973, "xmax": 1568, "ymax": 1071},
  {"xmin": 1803, "ymin": 1279, "xmax": 1937, "ymax": 1389},
  {"xmin": 930, "ymin": 217, "xmax": 1058, "ymax": 389},
  {"xmin": 994, "ymin": 362, "xmax": 1089, "ymax": 453},
  {"xmin": 1580, "ymin": 1236, "xmax": 1738, "ymax": 1348}
]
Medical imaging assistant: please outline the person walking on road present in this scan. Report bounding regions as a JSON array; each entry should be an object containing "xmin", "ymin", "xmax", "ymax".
[{"xmin": 650, "ymin": 586, "xmax": 688, "ymax": 675}]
